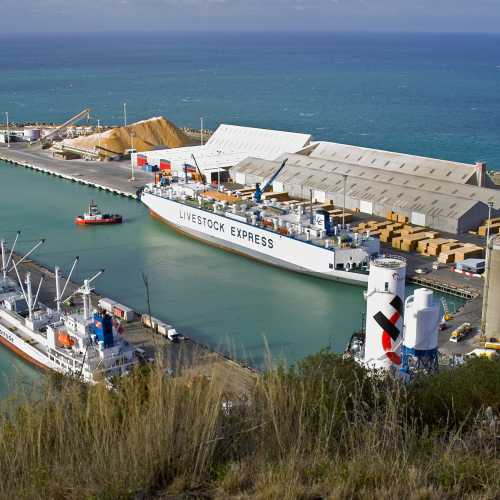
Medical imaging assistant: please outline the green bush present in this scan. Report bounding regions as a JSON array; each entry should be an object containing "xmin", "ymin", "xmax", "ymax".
[{"xmin": 0, "ymin": 352, "xmax": 498, "ymax": 499}]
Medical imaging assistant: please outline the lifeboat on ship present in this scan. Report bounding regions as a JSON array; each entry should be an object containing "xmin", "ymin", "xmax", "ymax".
[
  {"xmin": 57, "ymin": 331, "xmax": 75, "ymax": 348},
  {"xmin": 74, "ymin": 201, "xmax": 122, "ymax": 226}
]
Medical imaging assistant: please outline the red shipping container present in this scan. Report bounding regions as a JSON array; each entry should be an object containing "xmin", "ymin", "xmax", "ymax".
[{"xmin": 159, "ymin": 159, "xmax": 171, "ymax": 171}]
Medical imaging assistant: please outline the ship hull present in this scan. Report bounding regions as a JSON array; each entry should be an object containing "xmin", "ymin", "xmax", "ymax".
[
  {"xmin": 142, "ymin": 192, "xmax": 368, "ymax": 286},
  {"xmin": 0, "ymin": 314, "xmax": 53, "ymax": 371}
]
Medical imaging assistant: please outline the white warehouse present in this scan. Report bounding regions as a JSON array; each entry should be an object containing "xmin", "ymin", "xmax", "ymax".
[{"xmin": 131, "ymin": 124, "xmax": 311, "ymax": 183}]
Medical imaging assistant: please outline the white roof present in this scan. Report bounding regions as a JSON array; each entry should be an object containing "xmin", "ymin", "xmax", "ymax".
[
  {"xmin": 136, "ymin": 124, "xmax": 311, "ymax": 173},
  {"xmin": 205, "ymin": 124, "xmax": 311, "ymax": 159}
]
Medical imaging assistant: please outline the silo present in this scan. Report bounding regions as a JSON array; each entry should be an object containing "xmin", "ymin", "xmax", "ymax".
[
  {"xmin": 401, "ymin": 288, "xmax": 439, "ymax": 374},
  {"xmin": 364, "ymin": 256, "xmax": 406, "ymax": 370},
  {"xmin": 484, "ymin": 234, "xmax": 500, "ymax": 339}
]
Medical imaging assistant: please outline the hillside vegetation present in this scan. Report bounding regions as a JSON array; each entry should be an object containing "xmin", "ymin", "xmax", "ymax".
[{"xmin": 1, "ymin": 352, "xmax": 499, "ymax": 499}]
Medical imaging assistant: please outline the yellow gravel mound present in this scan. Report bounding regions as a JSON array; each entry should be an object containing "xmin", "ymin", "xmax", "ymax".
[{"xmin": 62, "ymin": 116, "xmax": 192, "ymax": 158}]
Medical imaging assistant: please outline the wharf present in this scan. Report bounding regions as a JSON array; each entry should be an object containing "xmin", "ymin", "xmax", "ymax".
[
  {"xmin": 0, "ymin": 144, "xmax": 152, "ymax": 199},
  {"xmin": 8, "ymin": 255, "xmax": 257, "ymax": 397}
]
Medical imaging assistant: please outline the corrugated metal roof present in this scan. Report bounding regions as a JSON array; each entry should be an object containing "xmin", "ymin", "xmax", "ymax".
[
  {"xmin": 274, "ymin": 154, "xmax": 500, "ymax": 207},
  {"xmin": 309, "ymin": 141, "xmax": 479, "ymax": 185},
  {"xmin": 232, "ymin": 157, "xmax": 483, "ymax": 219}
]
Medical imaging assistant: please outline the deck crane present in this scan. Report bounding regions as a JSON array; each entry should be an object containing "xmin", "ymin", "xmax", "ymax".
[
  {"xmin": 253, "ymin": 158, "xmax": 288, "ymax": 203},
  {"xmin": 36, "ymin": 107, "xmax": 92, "ymax": 148}
]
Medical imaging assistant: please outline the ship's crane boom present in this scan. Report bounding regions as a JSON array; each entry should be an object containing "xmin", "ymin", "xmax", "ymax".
[
  {"xmin": 253, "ymin": 158, "xmax": 288, "ymax": 203},
  {"xmin": 191, "ymin": 154, "xmax": 207, "ymax": 185},
  {"xmin": 37, "ymin": 107, "xmax": 91, "ymax": 146}
]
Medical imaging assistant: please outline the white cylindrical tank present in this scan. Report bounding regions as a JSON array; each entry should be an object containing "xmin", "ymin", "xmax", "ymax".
[
  {"xmin": 23, "ymin": 128, "xmax": 41, "ymax": 141},
  {"xmin": 364, "ymin": 256, "xmax": 406, "ymax": 370},
  {"xmin": 403, "ymin": 288, "xmax": 439, "ymax": 352}
]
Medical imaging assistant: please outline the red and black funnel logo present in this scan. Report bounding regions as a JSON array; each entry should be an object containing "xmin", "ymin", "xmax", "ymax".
[{"xmin": 373, "ymin": 295, "xmax": 403, "ymax": 365}]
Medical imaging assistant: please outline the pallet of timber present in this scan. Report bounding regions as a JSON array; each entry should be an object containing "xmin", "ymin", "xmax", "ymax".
[
  {"xmin": 441, "ymin": 242, "xmax": 463, "ymax": 253},
  {"xmin": 392, "ymin": 236, "xmax": 404, "ymax": 249},
  {"xmin": 438, "ymin": 251, "xmax": 456, "ymax": 264},
  {"xmin": 417, "ymin": 238, "xmax": 435, "ymax": 254},
  {"xmin": 425, "ymin": 239, "xmax": 458, "ymax": 256},
  {"xmin": 478, "ymin": 223, "xmax": 500, "ymax": 236}
]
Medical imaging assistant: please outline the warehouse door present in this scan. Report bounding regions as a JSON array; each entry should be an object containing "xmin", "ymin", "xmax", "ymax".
[
  {"xmin": 360, "ymin": 200, "xmax": 373, "ymax": 215},
  {"xmin": 273, "ymin": 181, "xmax": 284, "ymax": 192},
  {"xmin": 411, "ymin": 211, "xmax": 426, "ymax": 226},
  {"xmin": 313, "ymin": 190, "xmax": 326, "ymax": 203},
  {"xmin": 234, "ymin": 172, "xmax": 246, "ymax": 185}
]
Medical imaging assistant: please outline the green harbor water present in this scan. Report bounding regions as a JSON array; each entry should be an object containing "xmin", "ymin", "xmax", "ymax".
[{"xmin": 0, "ymin": 161, "xmax": 464, "ymax": 396}]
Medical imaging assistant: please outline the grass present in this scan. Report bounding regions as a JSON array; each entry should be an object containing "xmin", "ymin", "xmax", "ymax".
[{"xmin": 0, "ymin": 351, "xmax": 499, "ymax": 499}]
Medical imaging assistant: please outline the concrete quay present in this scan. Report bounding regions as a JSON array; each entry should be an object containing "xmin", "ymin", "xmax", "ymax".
[
  {"xmin": 8, "ymin": 255, "xmax": 257, "ymax": 397},
  {"xmin": 0, "ymin": 143, "xmax": 153, "ymax": 199}
]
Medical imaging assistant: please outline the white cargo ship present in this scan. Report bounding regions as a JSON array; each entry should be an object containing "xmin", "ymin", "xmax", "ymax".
[
  {"xmin": 0, "ymin": 237, "xmax": 139, "ymax": 384},
  {"xmin": 140, "ymin": 166, "xmax": 380, "ymax": 286}
]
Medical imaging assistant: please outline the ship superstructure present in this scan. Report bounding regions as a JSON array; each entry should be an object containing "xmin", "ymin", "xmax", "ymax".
[
  {"xmin": 0, "ymin": 236, "xmax": 138, "ymax": 384},
  {"xmin": 140, "ymin": 173, "xmax": 380, "ymax": 286}
]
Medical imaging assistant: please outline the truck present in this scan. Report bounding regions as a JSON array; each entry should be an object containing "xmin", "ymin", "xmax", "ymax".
[{"xmin": 449, "ymin": 322, "xmax": 471, "ymax": 343}]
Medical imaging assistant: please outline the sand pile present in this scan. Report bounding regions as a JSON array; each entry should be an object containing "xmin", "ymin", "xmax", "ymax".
[{"xmin": 61, "ymin": 116, "xmax": 192, "ymax": 158}]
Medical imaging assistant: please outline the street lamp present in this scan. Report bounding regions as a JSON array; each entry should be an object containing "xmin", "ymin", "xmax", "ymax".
[
  {"xmin": 342, "ymin": 174, "xmax": 347, "ymax": 229},
  {"xmin": 129, "ymin": 131, "xmax": 135, "ymax": 181},
  {"xmin": 5, "ymin": 112, "xmax": 10, "ymax": 148},
  {"xmin": 97, "ymin": 119, "xmax": 101, "ymax": 153},
  {"xmin": 486, "ymin": 201, "xmax": 494, "ymax": 246}
]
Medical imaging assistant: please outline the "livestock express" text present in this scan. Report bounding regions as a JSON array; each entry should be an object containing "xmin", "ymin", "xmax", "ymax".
[{"xmin": 179, "ymin": 210, "xmax": 274, "ymax": 249}]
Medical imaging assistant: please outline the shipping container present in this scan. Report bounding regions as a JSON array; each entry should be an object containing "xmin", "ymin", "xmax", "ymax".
[
  {"xmin": 98, "ymin": 297, "xmax": 118, "ymax": 314},
  {"xmin": 112, "ymin": 303, "xmax": 136, "ymax": 322},
  {"xmin": 159, "ymin": 160, "xmax": 171, "ymax": 171}
]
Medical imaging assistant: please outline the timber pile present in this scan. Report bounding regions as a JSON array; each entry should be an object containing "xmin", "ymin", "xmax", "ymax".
[{"xmin": 478, "ymin": 217, "xmax": 500, "ymax": 236}]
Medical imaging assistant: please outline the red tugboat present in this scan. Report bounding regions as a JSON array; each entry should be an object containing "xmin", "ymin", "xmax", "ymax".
[{"xmin": 74, "ymin": 201, "xmax": 122, "ymax": 225}]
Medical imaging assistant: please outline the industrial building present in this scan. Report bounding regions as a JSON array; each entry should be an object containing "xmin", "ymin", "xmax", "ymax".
[
  {"xmin": 131, "ymin": 124, "xmax": 311, "ymax": 183},
  {"xmin": 231, "ymin": 142, "xmax": 500, "ymax": 234}
]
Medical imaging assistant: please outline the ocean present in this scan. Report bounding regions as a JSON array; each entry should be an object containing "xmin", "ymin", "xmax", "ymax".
[
  {"xmin": 0, "ymin": 31, "xmax": 497, "ymax": 395},
  {"xmin": 1, "ymin": 31, "xmax": 499, "ymax": 168}
]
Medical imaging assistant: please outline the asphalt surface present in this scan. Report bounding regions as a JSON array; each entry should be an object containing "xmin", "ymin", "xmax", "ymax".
[{"xmin": 0, "ymin": 143, "xmax": 153, "ymax": 196}]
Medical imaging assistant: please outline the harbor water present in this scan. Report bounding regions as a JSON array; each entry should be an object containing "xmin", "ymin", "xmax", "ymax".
[
  {"xmin": 1, "ymin": 30, "xmax": 494, "ymax": 394},
  {"xmin": 0, "ymin": 161, "xmax": 464, "ymax": 395}
]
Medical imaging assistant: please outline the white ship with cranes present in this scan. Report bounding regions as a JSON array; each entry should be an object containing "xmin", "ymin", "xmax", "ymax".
[
  {"xmin": 139, "ymin": 158, "xmax": 380, "ymax": 286},
  {"xmin": 0, "ymin": 234, "xmax": 139, "ymax": 384}
]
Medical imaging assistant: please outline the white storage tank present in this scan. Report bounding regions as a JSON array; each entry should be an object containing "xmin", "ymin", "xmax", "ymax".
[
  {"xmin": 364, "ymin": 256, "xmax": 406, "ymax": 370},
  {"xmin": 403, "ymin": 288, "xmax": 439, "ymax": 352},
  {"xmin": 401, "ymin": 288, "xmax": 440, "ymax": 374}
]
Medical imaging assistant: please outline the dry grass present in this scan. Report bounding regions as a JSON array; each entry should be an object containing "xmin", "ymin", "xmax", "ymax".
[{"xmin": 0, "ymin": 352, "xmax": 499, "ymax": 499}]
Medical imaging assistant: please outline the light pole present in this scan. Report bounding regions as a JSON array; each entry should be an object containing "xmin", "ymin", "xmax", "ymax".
[
  {"xmin": 5, "ymin": 112, "xmax": 10, "ymax": 148},
  {"xmin": 123, "ymin": 102, "xmax": 127, "ymax": 127},
  {"xmin": 97, "ymin": 119, "xmax": 101, "ymax": 153},
  {"xmin": 342, "ymin": 174, "xmax": 347, "ymax": 229},
  {"xmin": 130, "ymin": 131, "xmax": 135, "ymax": 181},
  {"xmin": 486, "ymin": 201, "xmax": 494, "ymax": 246}
]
